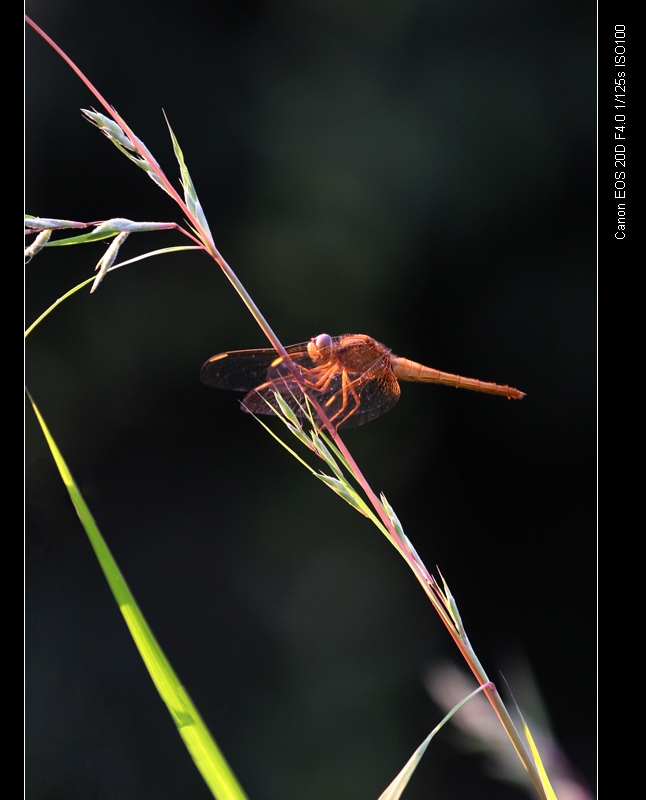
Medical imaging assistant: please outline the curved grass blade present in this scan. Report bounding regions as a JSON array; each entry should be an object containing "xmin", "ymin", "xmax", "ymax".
[
  {"xmin": 24, "ymin": 246, "xmax": 200, "ymax": 338},
  {"xmin": 378, "ymin": 682, "xmax": 493, "ymax": 800},
  {"xmin": 27, "ymin": 392, "xmax": 249, "ymax": 800}
]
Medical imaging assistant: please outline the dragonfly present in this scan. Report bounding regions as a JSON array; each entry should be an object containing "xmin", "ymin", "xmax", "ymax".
[{"xmin": 200, "ymin": 333, "xmax": 525, "ymax": 430}]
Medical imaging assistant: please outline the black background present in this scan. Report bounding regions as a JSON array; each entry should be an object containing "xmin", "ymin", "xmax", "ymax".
[{"xmin": 25, "ymin": 3, "xmax": 596, "ymax": 799}]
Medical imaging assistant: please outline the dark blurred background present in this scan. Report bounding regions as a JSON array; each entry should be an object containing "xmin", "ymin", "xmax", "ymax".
[{"xmin": 25, "ymin": 2, "xmax": 596, "ymax": 799}]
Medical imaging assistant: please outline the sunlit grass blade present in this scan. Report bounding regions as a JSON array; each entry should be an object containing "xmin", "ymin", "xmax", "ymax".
[
  {"xmin": 82, "ymin": 108, "xmax": 140, "ymax": 152},
  {"xmin": 433, "ymin": 569, "xmax": 465, "ymax": 633},
  {"xmin": 272, "ymin": 390, "xmax": 304, "ymax": 429},
  {"xmin": 25, "ymin": 229, "xmax": 51, "ymax": 261},
  {"xmin": 250, "ymin": 412, "xmax": 319, "ymax": 474},
  {"xmin": 508, "ymin": 688, "xmax": 558, "ymax": 800},
  {"xmin": 315, "ymin": 473, "xmax": 374, "ymax": 518},
  {"xmin": 378, "ymin": 682, "xmax": 493, "ymax": 800},
  {"xmin": 379, "ymin": 493, "xmax": 430, "ymax": 569},
  {"xmin": 314, "ymin": 426, "xmax": 355, "ymax": 473},
  {"xmin": 521, "ymin": 720, "xmax": 558, "ymax": 800},
  {"xmin": 82, "ymin": 108, "xmax": 175, "ymax": 197},
  {"xmin": 27, "ymin": 392, "xmax": 249, "ymax": 800},
  {"xmin": 165, "ymin": 115, "xmax": 213, "ymax": 243},
  {"xmin": 308, "ymin": 433, "xmax": 344, "ymax": 480},
  {"xmin": 91, "ymin": 231, "xmax": 129, "ymax": 292},
  {"xmin": 245, "ymin": 391, "xmax": 393, "ymax": 540}
]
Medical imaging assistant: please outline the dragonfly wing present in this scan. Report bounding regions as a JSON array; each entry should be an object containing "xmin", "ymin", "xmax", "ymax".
[
  {"xmin": 336, "ymin": 365, "xmax": 401, "ymax": 428},
  {"xmin": 240, "ymin": 377, "xmax": 310, "ymax": 419},
  {"xmin": 247, "ymin": 356, "xmax": 402, "ymax": 429},
  {"xmin": 200, "ymin": 342, "xmax": 312, "ymax": 391},
  {"xmin": 240, "ymin": 351, "xmax": 327, "ymax": 419},
  {"xmin": 201, "ymin": 348, "xmax": 277, "ymax": 391}
]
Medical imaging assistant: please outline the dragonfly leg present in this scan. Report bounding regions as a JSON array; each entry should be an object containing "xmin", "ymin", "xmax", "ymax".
[
  {"xmin": 324, "ymin": 368, "xmax": 362, "ymax": 427},
  {"xmin": 292, "ymin": 362, "xmax": 364, "ymax": 429},
  {"xmin": 304, "ymin": 363, "xmax": 338, "ymax": 394}
]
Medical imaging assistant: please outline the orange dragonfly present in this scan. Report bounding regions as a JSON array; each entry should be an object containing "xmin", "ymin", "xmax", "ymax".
[{"xmin": 200, "ymin": 333, "xmax": 525, "ymax": 430}]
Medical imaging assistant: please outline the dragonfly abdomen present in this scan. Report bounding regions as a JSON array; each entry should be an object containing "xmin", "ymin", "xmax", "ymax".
[{"xmin": 390, "ymin": 356, "xmax": 525, "ymax": 399}]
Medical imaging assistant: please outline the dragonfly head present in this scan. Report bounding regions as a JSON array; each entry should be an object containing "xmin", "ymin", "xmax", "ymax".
[{"xmin": 308, "ymin": 333, "xmax": 334, "ymax": 362}]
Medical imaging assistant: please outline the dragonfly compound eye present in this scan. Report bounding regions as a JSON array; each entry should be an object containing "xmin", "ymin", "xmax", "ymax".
[{"xmin": 309, "ymin": 333, "xmax": 334, "ymax": 361}]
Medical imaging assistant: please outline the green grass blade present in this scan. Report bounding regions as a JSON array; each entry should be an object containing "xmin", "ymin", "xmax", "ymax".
[
  {"xmin": 377, "ymin": 683, "xmax": 492, "ymax": 800},
  {"xmin": 315, "ymin": 473, "xmax": 374, "ymax": 518},
  {"xmin": 514, "ymin": 701, "xmax": 558, "ymax": 800},
  {"xmin": 28, "ymin": 392, "xmax": 249, "ymax": 800},
  {"xmin": 165, "ymin": 116, "xmax": 213, "ymax": 243},
  {"xmin": 251, "ymin": 412, "xmax": 318, "ymax": 472}
]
